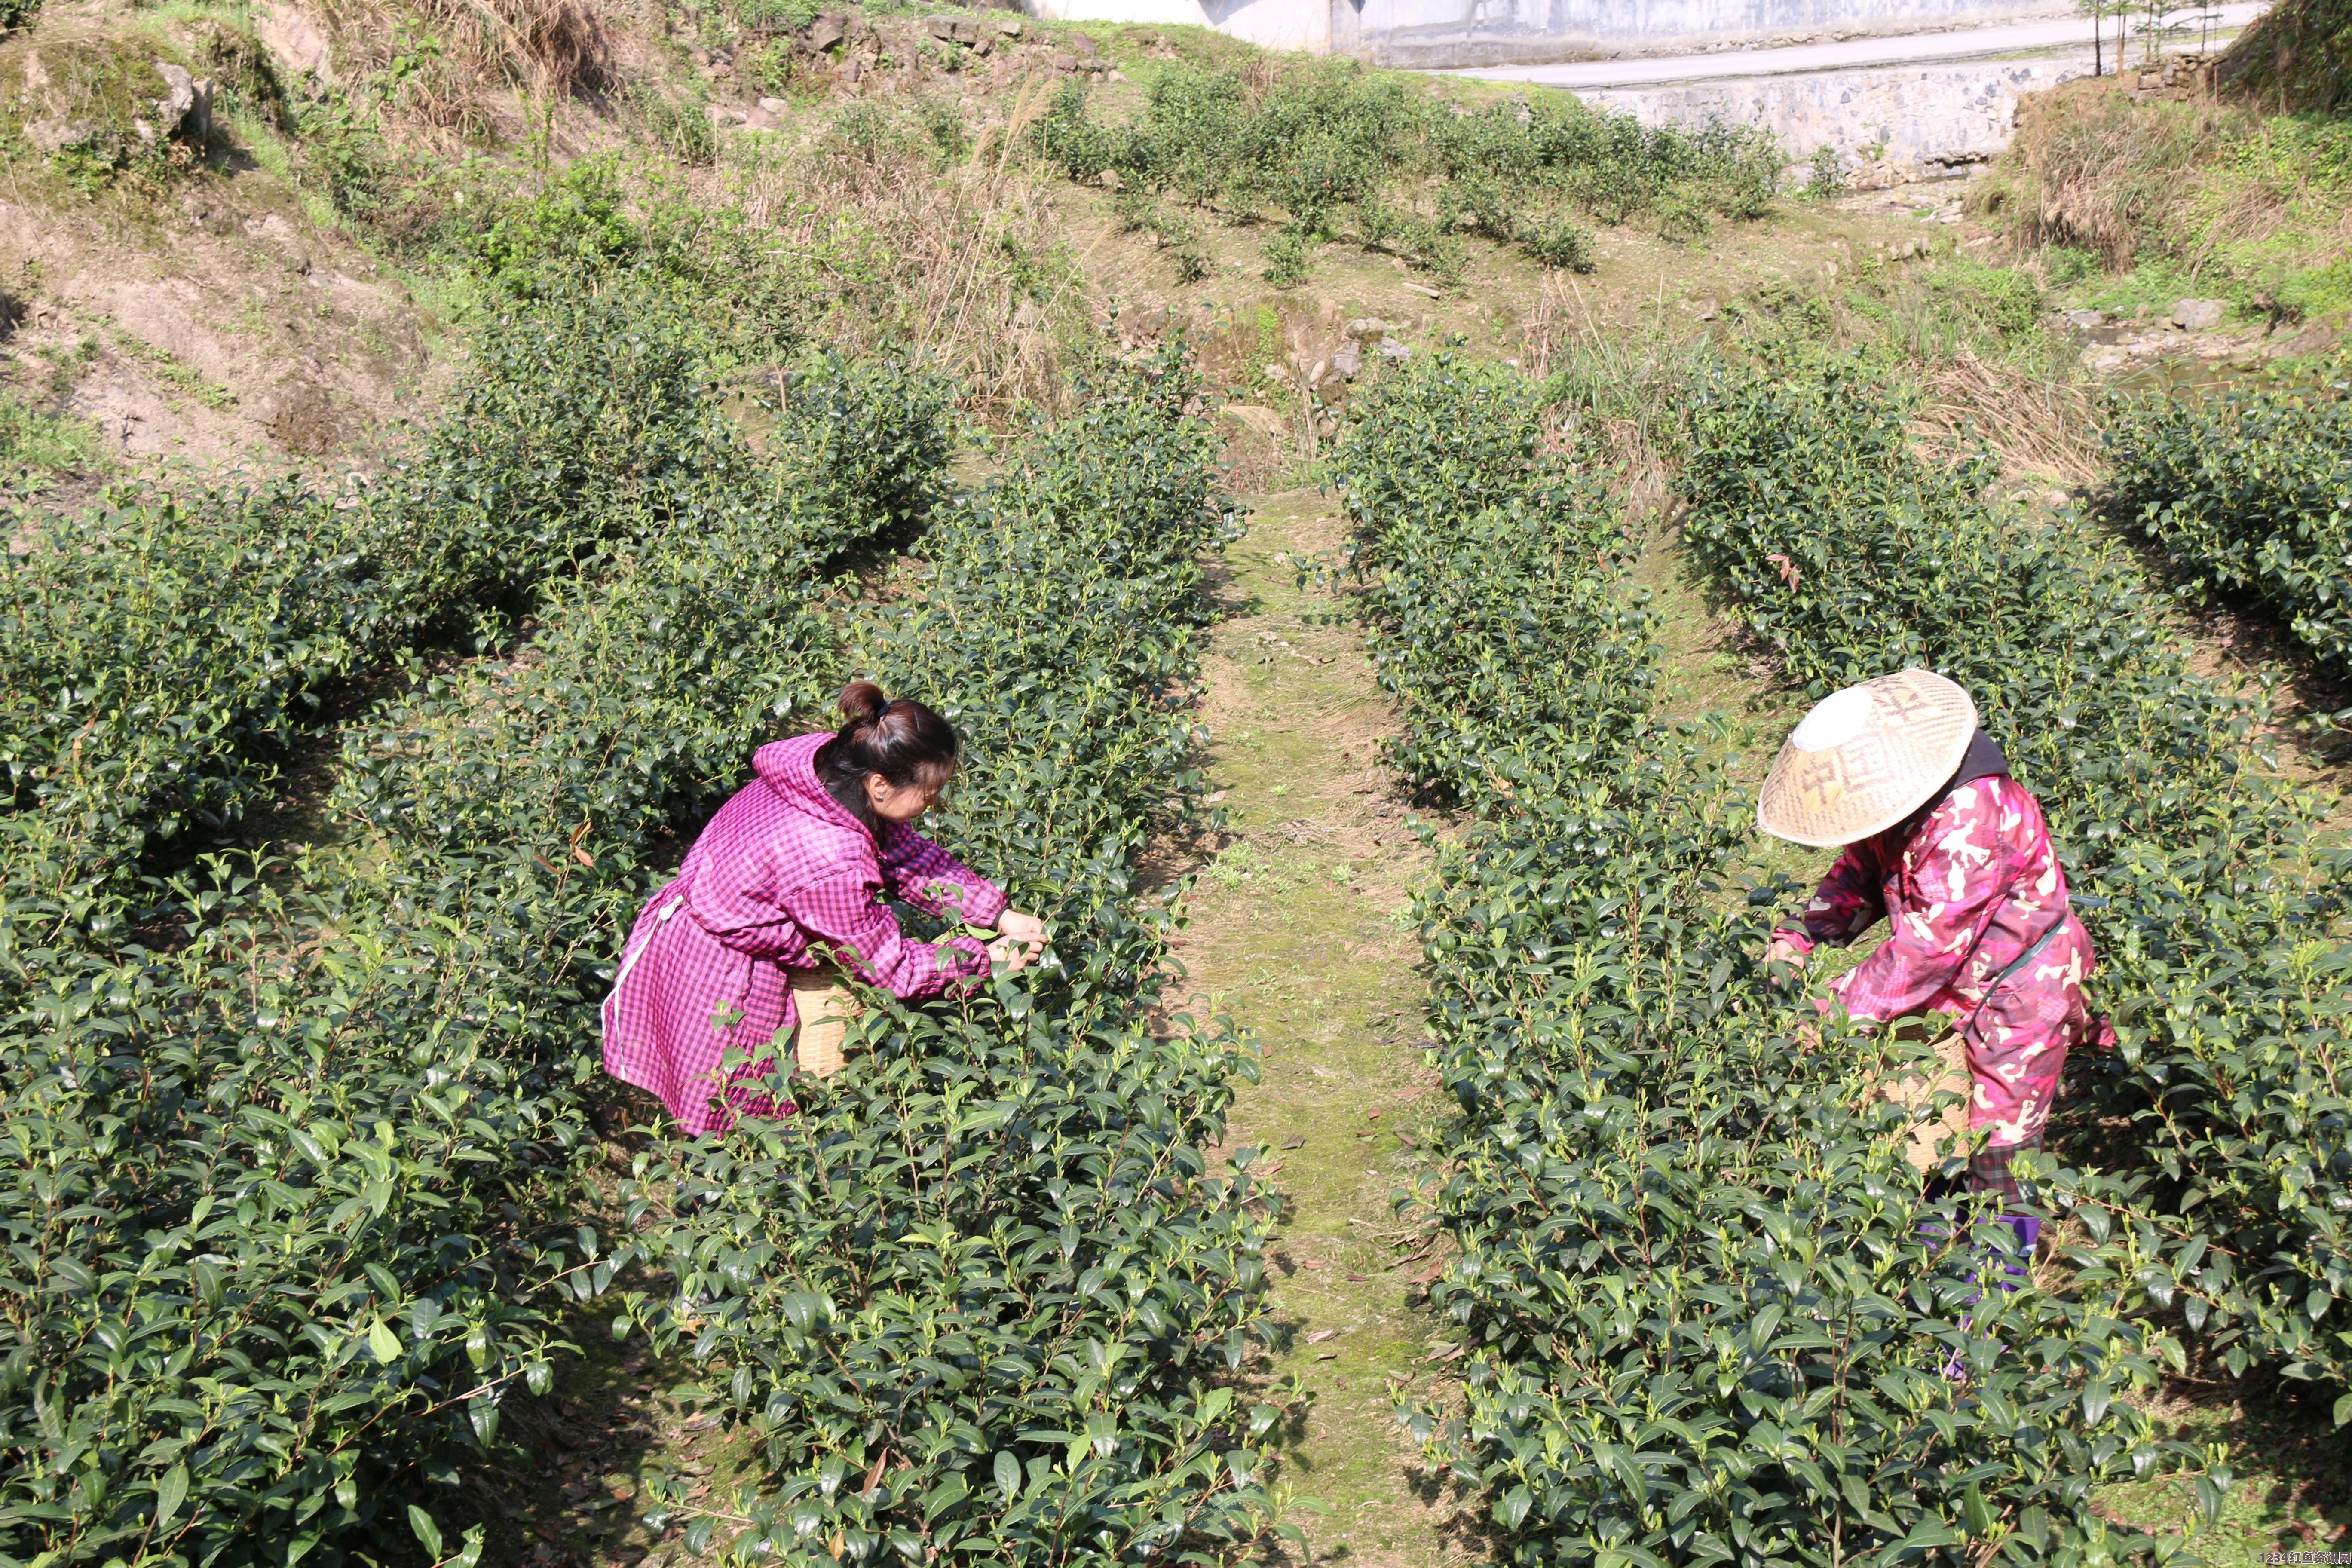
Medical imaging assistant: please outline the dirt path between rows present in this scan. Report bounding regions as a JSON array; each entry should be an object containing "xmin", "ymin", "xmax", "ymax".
[{"xmin": 1174, "ymin": 490, "xmax": 1479, "ymax": 1568}]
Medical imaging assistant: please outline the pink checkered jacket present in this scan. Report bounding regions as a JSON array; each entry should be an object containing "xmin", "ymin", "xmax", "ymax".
[{"xmin": 601, "ymin": 731, "xmax": 1007, "ymax": 1134}]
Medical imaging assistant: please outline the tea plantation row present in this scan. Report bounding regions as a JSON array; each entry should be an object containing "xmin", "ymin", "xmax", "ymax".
[
  {"xmin": 606, "ymin": 348, "xmax": 1290, "ymax": 1566},
  {"xmin": 1336, "ymin": 356, "xmax": 2242, "ymax": 1566},
  {"xmin": 0, "ymin": 296, "xmax": 940, "ymax": 952},
  {"xmin": 0, "ymin": 300, "xmax": 1278, "ymax": 1565},
  {"xmin": 1035, "ymin": 59, "xmax": 1781, "ymax": 279},
  {"xmin": 1683, "ymin": 352, "xmax": 2350, "ymax": 1410},
  {"xmin": 2102, "ymin": 374, "xmax": 2352, "ymax": 677},
  {"xmin": 0, "ymin": 286, "xmax": 947, "ymax": 1564}
]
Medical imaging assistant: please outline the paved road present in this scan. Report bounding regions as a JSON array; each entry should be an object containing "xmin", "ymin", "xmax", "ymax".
[{"xmin": 1440, "ymin": 1, "xmax": 2265, "ymax": 88}]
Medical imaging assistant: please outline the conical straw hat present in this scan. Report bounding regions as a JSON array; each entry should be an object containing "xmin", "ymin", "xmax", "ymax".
[{"xmin": 1758, "ymin": 670, "xmax": 1977, "ymax": 847}]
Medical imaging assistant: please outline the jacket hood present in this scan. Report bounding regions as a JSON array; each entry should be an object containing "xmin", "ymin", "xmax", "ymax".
[{"xmin": 754, "ymin": 732, "xmax": 870, "ymax": 837}]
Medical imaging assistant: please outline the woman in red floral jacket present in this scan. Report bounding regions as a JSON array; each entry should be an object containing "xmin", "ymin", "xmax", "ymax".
[{"xmin": 1758, "ymin": 669, "xmax": 2107, "ymax": 1207}]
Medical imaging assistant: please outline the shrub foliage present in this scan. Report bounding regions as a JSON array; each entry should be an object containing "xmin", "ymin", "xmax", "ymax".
[
  {"xmin": 2104, "ymin": 374, "xmax": 2352, "ymax": 674},
  {"xmin": 1330, "ymin": 352, "xmax": 2331, "ymax": 1566},
  {"xmin": 1037, "ymin": 62, "xmax": 1780, "ymax": 279},
  {"xmin": 609, "ymin": 348, "xmax": 1289, "ymax": 1566},
  {"xmin": 0, "ymin": 283, "xmax": 1275, "ymax": 1565}
]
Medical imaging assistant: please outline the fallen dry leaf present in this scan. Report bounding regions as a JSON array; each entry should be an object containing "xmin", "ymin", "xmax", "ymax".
[{"xmin": 1306, "ymin": 1329, "xmax": 1339, "ymax": 1344}]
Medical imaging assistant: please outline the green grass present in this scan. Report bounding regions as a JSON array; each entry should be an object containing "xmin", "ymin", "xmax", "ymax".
[
  {"xmin": 2095, "ymin": 1385, "xmax": 2352, "ymax": 1560},
  {"xmin": 0, "ymin": 387, "xmax": 102, "ymax": 488},
  {"xmin": 1174, "ymin": 490, "xmax": 1468, "ymax": 1563},
  {"xmin": 109, "ymin": 330, "xmax": 237, "ymax": 410}
]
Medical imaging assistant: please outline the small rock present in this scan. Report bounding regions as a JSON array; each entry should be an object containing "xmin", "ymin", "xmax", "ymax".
[
  {"xmin": 839, "ymin": 55, "xmax": 861, "ymax": 83},
  {"xmin": 1693, "ymin": 296, "xmax": 1719, "ymax": 322},
  {"xmin": 1096, "ymin": 167, "xmax": 1121, "ymax": 190},
  {"xmin": 758, "ymin": 95, "xmax": 789, "ymax": 113},
  {"xmin": 1052, "ymin": 52, "xmax": 1076, "ymax": 70},
  {"xmin": 996, "ymin": 16, "xmax": 1022, "ymax": 34},
  {"xmin": 805, "ymin": 12, "xmax": 845, "ymax": 51},
  {"xmin": 257, "ymin": 1, "xmax": 334, "ymax": 84},
  {"xmin": 153, "ymin": 62, "xmax": 212, "ymax": 141},
  {"xmin": 1341, "ymin": 317, "xmax": 1389, "ymax": 342},
  {"xmin": 1106, "ymin": 67, "xmax": 1127, "ymax": 80},
  {"xmin": 2171, "ymin": 297, "xmax": 2226, "ymax": 331},
  {"xmin": 925, "ymin": 15, "xmax": 959, "ymax": 41},
  {"xmin": 1263, "ymin": 361, "xmax": 1289, "ymax": 383},
  {"xmin": 1071, "ymin": 34, "xmax": 1099, "ymax": 55},
  {"xmin": 741, "ymin": 107, "xmax": 779, "ymax": 131},
  {"xmin": 2063, "ymin": 309, "xmax": 2107, "ymax": 330},
  {"xmin": 1308, "ymin": 358, "xmax": 1329, "ymax": 384},
  {"xmin": 1376, "ymin": 338, "xmax": 1411, "ymax": 362},
  {"xmin": 24, "ymin": 117, "xmax": 100, "ymax": 155},
  {"xmin": 1330, "ymin": 346, "xmax": 1363, "ymax": 379}
]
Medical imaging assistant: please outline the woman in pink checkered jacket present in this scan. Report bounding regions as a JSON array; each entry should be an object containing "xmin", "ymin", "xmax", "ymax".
[{"xmin": 601, "ymin": 681, "xmax": 1046, "ymax": 1134}]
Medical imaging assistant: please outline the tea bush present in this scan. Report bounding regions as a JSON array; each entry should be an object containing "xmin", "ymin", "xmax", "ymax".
[
  {"xmin": 1681, "ymin": 353, "xmax": 2352, "ymax": 1415},
  {"xmin": 0, "ymin": 285, "xmax": 940, "ymax": 948},
  {"xmin": 1036, "ymin": 62, "xmax": 1782, "ymax": 277},
  {"xmin": 608, "ymin": 348, "xmax": 1288, "ymax": 1566},
  {"xmin": 1332, "ymin": 355, "xmax": 1655, "ymax": 805},
  {"xmin": 1336, "ymin": 356, "xmax": 2214, "ymax": 1565},
  {"xmin": 2104, "ymin": 376, "xmax": 2352, "ymax": 674},
  {"xmin": 0, "ymin": 302, "xmax": 958, "ymax": 1563}
]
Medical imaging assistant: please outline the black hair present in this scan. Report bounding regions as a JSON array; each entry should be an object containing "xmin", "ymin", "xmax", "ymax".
[{"xmin": 812, "ymin": 680, "xmax": 960, "ymax": 832}]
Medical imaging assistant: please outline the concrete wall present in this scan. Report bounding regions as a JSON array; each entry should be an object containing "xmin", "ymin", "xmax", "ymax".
[
  {"xmin": 1351, "ymin": 0, "xmax": 2068, "ymax": 66},
  {"xmin": 1030, "ymin": 0, "xmax": 1338, "ymax": 54},
  {"xmin": 1028, "ymin": 0, "xmax": 2073, "ymax": 67},
  {"xmin": 1583, "ymin": 52, "xmax": 2090, "ymax": 176}
]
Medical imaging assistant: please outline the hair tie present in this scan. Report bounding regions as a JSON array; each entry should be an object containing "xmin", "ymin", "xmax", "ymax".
[{"xmin": 870, "ymin": 698, "xmax": 893, "ymax": 724}]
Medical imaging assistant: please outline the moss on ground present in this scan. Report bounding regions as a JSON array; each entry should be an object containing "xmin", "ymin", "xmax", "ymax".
[{"xmin": 1174, "ymin": 490, "xmax": 1480, "ymax": 1566}]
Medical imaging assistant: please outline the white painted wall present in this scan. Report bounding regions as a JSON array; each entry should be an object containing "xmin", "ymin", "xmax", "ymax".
[
  {"xmin": 1030, "ymin": 0, "xmax": 1335, "ymax": 54},
  {"xmin": 1030, "ymin": 0, "xmax": 2076, "ymax": 67}
]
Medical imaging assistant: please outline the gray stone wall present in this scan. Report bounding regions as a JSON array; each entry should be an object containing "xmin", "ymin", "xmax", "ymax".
[
  {"xmin": 1580, "ymin": 53, "xmax": 2094, "ymax": 177},
  {"xmin": 1346, "ymin": 0, "xmax": 2072, "ymax": 66}
]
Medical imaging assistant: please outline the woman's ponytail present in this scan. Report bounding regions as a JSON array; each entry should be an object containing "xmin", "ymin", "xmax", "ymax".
[{"xmin": 813, "ymin": 682, "xmax": 960, "ymax": 828}]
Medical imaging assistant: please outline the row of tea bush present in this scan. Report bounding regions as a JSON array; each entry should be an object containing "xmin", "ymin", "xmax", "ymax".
[
  {"xmin": 1333, "ymin": 353, "xmax": 2288, "ymax": 1566},
  {"xmin": 0, "ymin": 294, "xmax": 1281, "ymax": 1565}
]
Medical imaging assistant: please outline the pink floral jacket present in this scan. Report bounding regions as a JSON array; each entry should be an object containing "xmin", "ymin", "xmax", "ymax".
[
  {"xmin": 601, "ymin": 732, "xmax": 1006, "ymax": 1134},
  {"xmin": 1771, "ymin": 775, "xmax": 2096, "ymax": 1029}
]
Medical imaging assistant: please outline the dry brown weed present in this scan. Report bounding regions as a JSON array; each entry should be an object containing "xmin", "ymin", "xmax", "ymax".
[
  {"xmin": 1915, "ymin": 351, "xmax": 2102, "ymax": 485},
  {"xmin": 315, "ymin": 0, "xmax": 612, "ymax": 141},
  {"xmin": 712, "ymin": 84, "xmax": 1094, "ymax": 420}
]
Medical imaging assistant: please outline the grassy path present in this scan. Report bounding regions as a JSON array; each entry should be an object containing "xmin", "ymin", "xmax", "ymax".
[{"xmin": 1174, "ymin": 490, "xmax": 1473, "ymax": 1568}]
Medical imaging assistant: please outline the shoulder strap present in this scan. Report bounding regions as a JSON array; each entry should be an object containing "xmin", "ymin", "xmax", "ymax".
[{"xmin": 1958, "ymin": 914, "xmax": 2071, "ymax": 1044}]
